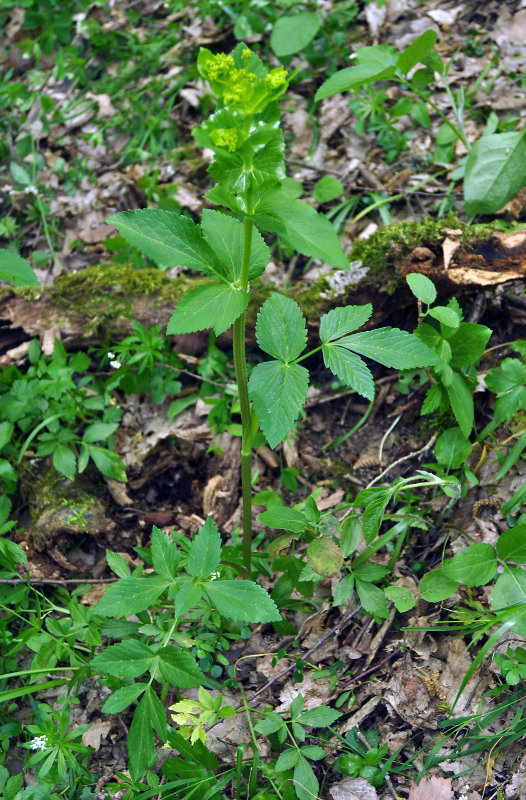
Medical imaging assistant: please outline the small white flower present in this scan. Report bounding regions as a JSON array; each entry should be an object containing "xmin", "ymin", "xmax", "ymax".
[
  {"xmin": 23, "ymin": 185, "xmax": 38, "ymax": 196},
  {"xmin": 30, "ymin": 735, "xmax": 48, "ymax": 751},
  {"xmin": 107, "ymin": 351, "xmax": 115, "ymax": 359},
  {"xmin": 110, "ymin": 359, "xmax": 122, "ymax": 369},
  {"xmin": 210, "ymin": 571, "xmax": 220, "ymax": 580}
]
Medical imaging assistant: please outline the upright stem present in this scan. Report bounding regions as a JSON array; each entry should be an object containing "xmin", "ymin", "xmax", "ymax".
[{"xmin": 233, "ymin": 209, "xmax": 254, "ymax": 574}]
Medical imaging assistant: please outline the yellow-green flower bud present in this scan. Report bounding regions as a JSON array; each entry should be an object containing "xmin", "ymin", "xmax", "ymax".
[{"xmin": 210, "ymin": 127, "xmax": 238, "ymax": 151}]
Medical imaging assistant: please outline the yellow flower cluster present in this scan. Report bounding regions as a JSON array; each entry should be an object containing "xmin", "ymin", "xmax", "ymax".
[
  {"xmin": 210, "ymin": 127, "xmax": 239, "ymax": 152},
  {"xmin": 265, "ymin": 67, "xmax": 288, "ymax": 89}
]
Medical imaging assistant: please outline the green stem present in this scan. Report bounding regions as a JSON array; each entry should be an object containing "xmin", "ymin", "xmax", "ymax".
[{"xmin": 233, "ymin": 210, "xmax": 254, "ymax": 575}]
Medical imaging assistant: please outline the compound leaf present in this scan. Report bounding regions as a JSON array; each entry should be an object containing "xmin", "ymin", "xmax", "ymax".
[
  {"xmin": 204, "ymin": 580, "xmax": 281, "ymax": 622},
  {"xmin": 321, "ymin": 344, "xmax": 375, "ymax": 400},
  {"xmin": 91, "ymin": 640, "xmax": 155, "ymax": 678},
  {"xmin": 338, "ymin": 327, "xmax": 440, "ymax": 368},
  {"xmin": 157, "ymin": 646, "xmax": 205, "ymax": 687},
  {"xmin": 96, "ymin": 576, "xmax": 170, "ymax": 617},
  {"xmin": 320, "ymin": 304, "xmax": 372, "ymax": 342}
]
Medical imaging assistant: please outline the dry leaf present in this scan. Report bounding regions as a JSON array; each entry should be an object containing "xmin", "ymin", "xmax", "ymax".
[
  {"xmin": 329, "ymin": 777, "xmax": 379, "ymax": 800},
  {"xmin": 82, "ymin": 720, "xmax": 112, "ymax": 751},
  {"xmin": 442, "ymin": 236, "xmax": 461, "ymax": 269},
  {"xmin": 408, "ymin": 775, "xmax": 453, "ymax": 800}
]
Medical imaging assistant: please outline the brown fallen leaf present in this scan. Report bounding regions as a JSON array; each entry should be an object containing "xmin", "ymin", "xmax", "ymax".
[
  {"xmin": 82, "ymin": 720, "xmax": 112, "ymax": 750},
  {"xmin": 408, "ymin": 775, "xmax": 453, "ymax": 800}
]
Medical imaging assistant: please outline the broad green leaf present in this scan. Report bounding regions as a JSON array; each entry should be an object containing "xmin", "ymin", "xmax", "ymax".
[
  {"xmin": 421, "ymin": 383, "xmax": 445, "ymax": 415},
  {"xmin": 293, "ymin": 756, "xmax": 319, "ymax": 800},
  {"xmin": 360, "ymin": 490, "xmax": 391, "ymax": 544},
  {"xmin": 173, "ymin": 583, "xmax": 203, "ymax": 617},
  {"xmin": 106, "ymin": 550, "xmax": 131, "ymax": 578},
  {"xmin": 405, "ymin": 272, "xmax": 437, "ymax": 304},
  {"xmin": 270, "ymin": 12, "xmax": 321, "ymax": 57},
  {"xmin": 442, "ymin": 543, "xmax": 497, "ymax": 586},
  {"xmin": 157, "ymin": 646, "xmax": 205, "ymax": 686},
  {"xmin": 319, "ymin": 304, "xmax": 372, "ymax": 342},
  {"xmin": 306, "ymin": 538, "xmax": 343, "ymax": 577},
  {"xmin": 315, "ymin": 45, "xmax": 399, "ymax": 100},
  {"xmin": 427, "ymin": 306, "xmax": 460, "ymax": 328},
  {"xmin": 256, "ymin": 293, "xmax": 307, "ymax": 361},
  {"xmin": 464, "ymin": 130, "xmax": 526, "ymax": 215},
  {"xmin": 10, "ymin": 162, "xmax": 32, "ymax": 186},
  {"xmin": 446, "ymin": 372, "xmax": 474, "ymax": 437},
  {"xmin": 384, "ymin": 585, "xmax": 417, "ymax": 612},
  {"xmin": 257, "ymin": 507, "xmax": 307, "ymax": 532},
  {"xmin": 204, "ymin": 580, "xmax": 281, "ymax": 622},
  {"xmin": 253, "ymin": 189, "xmax": 348, "ymax": 269},
  {"xmin": 151, "ymin": 525, "xmax": 180, "ymax": 581},
  {"xmin": 166, "ymin": 282, "xmax": 249, "ymax": 336},
  {"xmin": 338, "ymin": 327, "xmax": 440, "ymax": 368},
  {"xmin": 486, "ymin": 358, "xmax": 526, "ymax": 393},
  {"xmin": 355, "ymin": 578, "xmax": 389, "ymax": 619},
  {"xmin": 491, "ymin": 569, "xmax": 526, "ymax": 636},
  {"xmin": 53, "ymin": 445, "xmax": 76, "ymax": 480},
  {"xmin": 449, "ymin": 323, "xmax": 491, "ymax": 368},
  {"xmin": 353, "ymin": 563, "xmax": 389, "ymax": 582},
  {"xmin": 300, "ymin": 745, "xmax": 329, "ymax": 760},
  {"xmin": 128, "ymin": 688, "xmax": 165, "ymax": 779},
  {"xmin": 109, "ymin": 209, "xmax": 221, "ymax": 273},
  {"xmin": 200, "ymin": 210, "xmax": 270, "ymax": 281},
  {"xmin": 297, "ymin": 706, "xmax": 342, "ymax": 727},
  {"xmin": 204, "ymin": 126, "xmax": 285, "ymax": 194},
  {"xmin": 313, "ymin": 175, "xmax": 343, "ymax": 203},
  {"xmin": 397, "ymin": 30, "xmax": 438, "ymax": 75},
  {"xmin": 102, "ymin": 683, "xmax": 147, "ymax": 714},
  {"xmin": 0, "ymin": 421, "xmax": 13, "ymax": 451},
  {"xmin": 339, "ymin": 516, "xmax": 362, "ymax": 557},
  {"xmin": 249, "ymin": 360, "xmax": 309, "ymax": 449},
  {"xmin": 418, "ymin": 568, "xmax": 458, "ymax": 601},
  {"xmin": 497, "ymin": 525, "xmax": 526, "ymax": 564},
  {"xmin": 0, "ymin": 250, "xmax": 39, "ymax": 286},
  {"xmin": 187, "ymin": 516, "xmax": 221, "ymax": 579},
  {"xmin": 96, "ymin": 576, "xmax": 170, "ymax": 617},
  {"xmin": 275, "ymin": 748, "xmax": 300, "ymax": 771},
  {"xmin": 333, "ymin": 573, "xmax": 355, "ymax": 606},
  {"xmin": 434, "ymin": 426, "xmax": 472, "ymax": 469},
  {"xmin": 82, "ymin": 422, "xmax": 119, "ymax": 443},
  {"xmin": 84, "ymin": 444, "xmax": 127, "ymax": 482},
  {"xmin": 322, "ymin": 345, "xmax": 375, "ymax": 400},
  {"xmin": 91, "ymin": 640, "xmax": 155, "ymax": 677}
]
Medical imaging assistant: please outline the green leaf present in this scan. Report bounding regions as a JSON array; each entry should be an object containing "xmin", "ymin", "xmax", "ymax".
[
  {"xmin": 313, "ymin": 176, "xmax": 343, "ymax": 203},
  {"xmin": 10, "ymin": 162, "xmax": 32, "ymax": 186},
  {"xmin": 434, "ymin": 426, "xmax": 472, "ymax": 469},
  {"xmin": 384, "ymin": 585, "xmax": 417, "ymax": 612},
  {"xmin": 91, "ymin": 640, "xmax": 155, "ymax": 678},
  {"xmin": 102, "ymin": 683, "xmax": 148, "ymax": 714},
  {"xmin": 355, "ymin": 578, "xmax": 389, "ymax": 619},
  {"xmin": 497, "ymin": 525, "xmax": 526, "ymax": 564},
  {"xmin": 464, "ymin": 130, "xmax": 526, "ymax": 215},
  {"xmin": 427, "ymin": 306, "xmax": 461, "ymax": 328},
  {"xmin": 294, "ymin": 756, "xmax": 319, "ymax": 800},
  {"xmin": 173, "ymin": 583, "xmax": 203, "ymax": 617},
  {"xmin": 315, "ymin": 45, "xmax": 399, "ymax": 101},
  {"xmin": 421, "ymin": 383, "xmax": 445, "ymax": 415},
  {"xmin": 82, "ymin": 422, "xmax": 119, "ymax": 443},
  {"xmin": 128, "ymin": 688, "xmax": 164, "ymax": 779},
  {"xmin": 200, "ymin": 210, "xmax": 270, "ymax": 281},
  {"xmin": 253, "ymin": 189, "xmax": 348, "ymax": 269},
  {"xmin": 84, "ymin": 444, "xmax": 127, "ymax": 482},
  {"xmin": 446, "ymin": 372, "xmax": 474, "ymax": 437},
  {"xmin": 491, "ymin": 570, "xmax": 526, "ymax": 631},
  {"xmin": 275, "ymin": 748, "xmax": 300, "ymax": 771},
  {"xmin": 270, "ymin": 12, "xmax": 321, "ymax": 57},
  {"xmin": 157, "ymin": 646, "xmax": 205, "ymax": 686},
  {"xmin": 360, "ymin": 490, "xmax": 391, "ymax": 544},
  {"xmin": 204, "ymin": 580, "xmax": 281, "ymax": 622},
  {"xmin": 442, "ymin": 543, "xmax": 497, "ymax": 586},
  {"xmin": 0, "ymin": 250, "xmax": 39, "ymax": 286},
  {"xmin": 405, "ymin": 272, "xmax": 437, "ymax": 304},
  {"xmin": 321, "ymin": 345, "xmax": 375, "ymax": 400},
  {"xmin": 187, "ymin": 516, "xmax": 222, "ymax": 579},
  {"xmin": 0, "ymin": 421, "xmax": 13, "ymax": 451},
  {"xmin": 257, "ymin": 507, "xmax": 307, "ymax": 532},
  {"xmin": 306, "ymin": 538, "xmax": 343, "ymax": 577},
  {"xmin": 53, "ymin": 445, "xmax": 76, "ymax": 480},
  {"xmin": 397, "ymin": 30, "xmax": 438, "ymax": 75},
  {"xmin": 109, "ymin": 209, "xmax": 220, "ymax": 273},
  {"xmin": 449, "ymin": 323, "xmax": 491, "ymax": 368},
  {"xmin": 353, "ymin": 563, "xmax": 389, "ymax": 582},
  {"xmin": 332, "ymin": 573, "xmax": 355, "ymax": 606},
  {"xmin": 297, "ymin": 706, "xmax": 342, "ymax": 727},
  {"xmin": 319, "ymin": 304, "xmax": 372, "ymax": 342},
  {"xmin": 256, "ymin": 293, "xmax": 307, "ymax": 361},
  {"xmin": 167, "ymin": 282, "xmax": 249, "ymax": 336},
  {"xmin": 96, "ymin": 576, "xmax": 170, "ymax": 617},
  {"xmin": 495, "ymin": 429, "xmax": 526, "ymax": 482},
  {"xmin": 106, "ymin": 550, "xmax": 131, "ymax": 578},
  {"xmin": 249, "ymin": 360, "xmax": 309, "ymax": 449},
  {"xmin": 338, "ymin": 327, "xmax": 439, "ymax": 369},
  {"xmin": 339, "ymin": 516, "xmax": 362, "ymax": 557},
  {"xmin": 151, "ymin": 525, "xmax": 180, "ymax": 581},
  {"xmin": 418, "ymin": 568, "xmax": 459, "ymax": 601}
]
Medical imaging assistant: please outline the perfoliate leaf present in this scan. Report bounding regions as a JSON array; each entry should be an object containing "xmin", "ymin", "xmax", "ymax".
[
  {"xmin": 320, "ymin": 304, "xmax": 373, "ymax": 342},
  {"xmin": 96, "ymin": 576, "xmax": 170, "ymax": 617},
  {"xmin": 315, "ymin": 45, "xmax": 399, "ymax": 100},
  {"xmin": 108, "ymin": 209, "xmax": 221, "ymax": 274},
  {"xmin": 253, "ymin": 189, "xmax": 348, "ymax": 269},
  {"xmin": 338, "ymin": 327, "xmax": 440, "ymax": 369},
  {"xmin": 151, "ymin": 525, "xmax": 181, "ymax": 581},
  {"xmin": 166, "ymin": 282, "xmax": 249, "ymax": 335},
  {"xmin": 0, "ymin": 250, "xmax": 39, "ymax": 286},
  {"xmin": 91, "ymin": 640, "xmax": 155, "ymax": 677},
  {"xmin": 201, "ymin": 210, "xmax": 270, "ymax": 281},
  {"xmin": 270, "ymin": 11, "xmax": 321, "ymax": 57},
  {"xmin": 204, "ymin": 127, "xmax": 285, "ymax": 194},
  {"xmin": 157, "ymin": 646, "xmax": 205, "ymax": 686},
  {"xmin": 321, "ymin": 345, "xmax": 375, "ymax": 400},
  {"xmin": 464, "ymin": 130, "xmax": 526, "ymax": 215},
  {"xmin": 442, "ymin": 543, "xmax": 497, "ymax": 587},
  {"xmin": 249, "ymin": 360, "xmax": 309, "ymax": 448},
  {"xmin": 187, "ymin": 516, "xmax": 221, "ymax": 579},
  {"xmin": 256, "ymin": 293, "xmax": 307, "ymax": 361},
  {"xmin": 204, "ymin": 580, "xmax": 281, "ymax": 622}
]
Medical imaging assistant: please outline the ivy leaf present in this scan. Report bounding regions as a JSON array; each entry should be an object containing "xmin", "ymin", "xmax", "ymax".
[
  {"xmin": 166, "ymin": 282, "xmax": 249, "ymax": 335},
  {"xmin": 187, "ymin": 517, "xmax": 222, "ymax": 579},
  {"xmin": 249, "ymin": 361, "xmax": 309, "ymax": 448},
  {"xmin": 253, "ymin": 189, "xmax": 348, "ymax": 269},
  {"xmin": 204, "ymin": 580, "xmax": 281, "ymax": 622},
  {"xmin": 96, "ymin": 576, "xmax": 170, "ymax": 617},
  {"xmin": 320, "ymin": 304, "xmax": 372, "ymax": 342},
  {"xmin": 157, "ymin": 646, "xmax": 205, "ymax": 686},
  {"xmin": 201, "ymin": 210, "xmax": 270, "ymax": 281},
  {"xmin": 338, "ymin": 327, "xmax": 440, "ymax": 369},
  {"xmin": 108, "ymin": 209, "xmax": 221, "ymax": 274},
  {"xmin": 256, "ymin": 293, "xmax": 307, "ymax": 361},
  {"xmin": 206, "ymin": 128, "xmax": 285, "ymax": 194},
  {"xmin": 321, "ymin": 345, "xmax": 375, "ymax": 400},
  {"xmin": 91, "ymin": 640, "xmax": 155, "ymax": 678}
]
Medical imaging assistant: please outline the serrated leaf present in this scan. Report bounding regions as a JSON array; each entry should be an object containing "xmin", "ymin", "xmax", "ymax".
[
  {"xmin": 102, "ymin": 683, "xmax": 147, "ymax": 714},
  {"xmin": 405, "ymin": 272, "xmax": 437, "ymax": 304},
  {"xmin": 442, "ymin": 543, "xmax": 497, "ymax": 586},
  {"xmin": 157, "ymin": 646, "xmax": 205, "ymax": 686},
  {"xmin": 91, "ymin": 640, "xmax": 155, "ymax": 677},
  {"xmin": 204, "ymin": 580, "xmax": 281, "ymax": 622},
  {"xmin": 167, "ymin": 282, "xmax": 249, "ymax": 336},
  {"xmin": 449, "ymin": 323, "xmax": 491, "ymax": 367},
  {"xmin": 294, "ymin": 756, "xmax": 319, "ymax": 800},
  {"xmin": 201, "ymin": 210, "xmax": 270, "ymax": 281},
  {"xmin": 106, "ymin": 549, "xmax": 131, "ymax": 579},
  {"xmin": 256, "ymin": 293, "xmax": 307, "ymax": 361},
  {"xmin": 421, "ymin": 383, "xmax": 445, "ymax": 415},
  {"xmin": 464, "ymin": 130, "xmax": 526, "ymax": 215},
  {"xmin": 355, "ymin": 578, "xmax": 389, "ymax": 619},
  {"xmin": 275, "ymin": 748, "xmax": 300, "ymax": 771},
  {"xmin": 187, "ymin": 516, "xmax": 221, "ymax": 579},
  {"xmin": 270, "ymin": 12, "xmax": 321, "ymax": 57},
  {"xmin": 320, "ymin": 304, "xmax": 372, "ymax": 342},
  {"xmin": 249, "ymin": 360, "xmax": 309, "ymax": 449},
  {"xmin": 84, "ymin": 444, "xmax": 127, "ymax": 482},
  {"xmin": 360, "ymin": 490, "xmax": 391, "ymax": 544},
  {"xmin": 339, "ymin": 327, "xmax": 440, "ymax": 368},
  {"xmin": 53, "ymin": 445, "xmax": 76, "ymax": 480},
  {"xmin": 257, "ymin": 507, "xmax": 307, "ymax": 532},
  {"xmin": 418, "ymin": 568, "xmax": 458, "ymax": 601},
  {"xmin": 109, "ymin": 209, "xmax": 221, "ymax": 274},
  {"xmin": 322, "ymin": 344, "xmax": 375, "ymax": 400},
  {"xmin": 151, "ymin": 525, "xmax": 180, "ymax": 581},
  {"xmin": 173, "ymin": 583, "xmax": 203, "ymax": 617},
  {"xmin": 96, "ymin": 576, "xmax": 170, "ymax": 617},
  {"xmin": 384, "ymin": 585, "xmax": 417, "ymax": 612},
  {"xmin": 128, "ymin": 688, "xmax": 166, "ymax": 779},
  {"xmin": 253, "ymin": 189, "xmax": 348, "ymax": 269},
  {"xmin": 82, "ymin": 422, "xmax": 119, "ymax": 443},
  {"xmin": 497, "ymin": 525, "xmax": 526, "ymax": 564},
  {"xmin": 297, "ymin": 706, "xmax": 342, "ymax": 727},
  {"xmin": 0, "ymin": 250, "xmax": 39, "ymax": 286},
  {"xmin": 315, "ymin": 45, "xmax": 399, "ymax": 101}
]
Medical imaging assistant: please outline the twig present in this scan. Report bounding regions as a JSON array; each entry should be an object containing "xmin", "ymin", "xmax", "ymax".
[
  {"xmin": 365, "ymin": 433, "xmax": 438, "ymax": 489},
  {"xmin": 378, "ymin": 413, "xmax": 402, "ymax": 462},
  {"xmin": 0, "ymin": 576, "xmax": 118, "ymax": 585}
]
